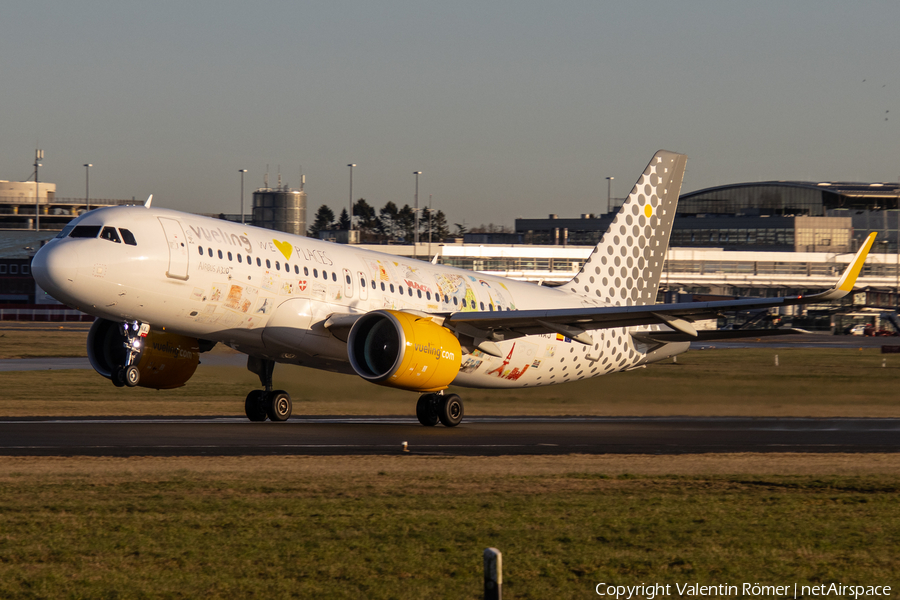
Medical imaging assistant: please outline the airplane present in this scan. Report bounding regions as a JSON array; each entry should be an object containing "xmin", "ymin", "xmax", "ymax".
[{"xmin": 31, "ymin": 151, "xmax": 876, "ymax": 426}]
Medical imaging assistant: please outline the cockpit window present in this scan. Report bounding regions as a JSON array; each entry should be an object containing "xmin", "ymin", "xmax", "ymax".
[
  {"xmin": 56, "ymin": 224, "xmax": 76, "ymax": 239},
  {"xmin": 100, "ymin": 227, "xmax": 122, "ymax": 243},
  {"xmin": 120, "ymin": 228, "xmax": 137, "ymax": 246},
  {"xmin": 69, "ymin": 225, "xmax": 102, "ymax": 238}
]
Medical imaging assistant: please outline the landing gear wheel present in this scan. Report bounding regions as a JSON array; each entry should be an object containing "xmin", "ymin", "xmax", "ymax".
[
  {"xmin": 437, "ymin": 394, "xmax": 464, "ymax": 428},
  {"xmin": 124, "ymin": 365, "xmax": 140, "ymax": 387},
  {"xmin": 416, "ymin": 394, "xmax": 439, "ymax": 427},
  {"xmin": 265, "ymin": 390, "xmax": 292, "ymax": 422},
  {"xmin": 244, "ymin": 390, "xmax": 268, "ymax": 422},
  {"xmin": 112, "ymin": 367, "xmax": 127, "ymax": 388}
]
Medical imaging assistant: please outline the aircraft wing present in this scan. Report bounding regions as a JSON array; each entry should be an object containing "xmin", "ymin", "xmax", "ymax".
[{"xmin": 444, "ymin": 232, "xmax": 876, "ymax": 343}]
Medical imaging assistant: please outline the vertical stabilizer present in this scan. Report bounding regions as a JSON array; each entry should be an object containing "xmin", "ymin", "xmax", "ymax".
[{"xmin": 562, "ymin": 150, "xmax": 687, "ymax": 306}]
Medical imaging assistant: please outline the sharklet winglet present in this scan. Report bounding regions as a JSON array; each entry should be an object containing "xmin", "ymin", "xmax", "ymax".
[
  {"xmin": 144, "ymin": 195, "xmax": 153, "ymax": 208},
  {"xmin": 796, "ymin": 232, "xmax": 877, "ymax": 303}
]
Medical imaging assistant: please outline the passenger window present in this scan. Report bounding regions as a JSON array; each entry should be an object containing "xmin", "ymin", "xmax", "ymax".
[
  {"xmin": 266, "ymin": 259, "xmax": 271, "ymax": 268},
  {"xmin": 228, "ymin": 252, "xmax": 233, "ymax": 261},
  {"xmin": 426, "ymin": 291, "xmax": 431, "ymax": 300},
  {"xmin": 360, "ymin": 277, "xmax": 365, "ymax": 288},
  {"xmin": 294, "ymin": 265, "xmax": 299, "ymax": 274},
  {"xmin": 347, "ymin": 274, "xmax": 352, "ymax": 285},
  {"xmin": 332, "ymin": 272, "xmax": 337, "ymax": 282},
  {"xmin": 256, "ymin": 257, "xmax": 261, "ymax": 267},
  {"xmin": 399, "ymin": 287, "xmax": 404, "ymax": 295},
  {"xmin": 489, "ymin": 305, "xmax": 494, "ymax": 311},
  {"xmin": 218, "ymin": 250, "xmax": 223, "ymax": 259},
  {"xmin": 313, "ymin": 269, "xmax": 318, "ymax": 278},
  {"xmin": 417, "ymin": 290, "xmax": 422, "ymax": 299},
  {"xmin": 208, "ymin": 248, "xmax": 213, "ymax": 257},
  {"xmin": 371, "ymin": 280, "xmax": 376, "ymax": 289},
  {"xmin": 453, "ymin": 297, "xmax": 458, "ymax": 305},
  {"xmin": 198, "ymin": 246, "xmax": 204, "ymax": 256},
  {"xmin": 390, "ymin": 284, "xmax": 395, "ymax": 293},
  {"xmin": 444, "ymin": 295, "xmax": 449, "ymax": 303},
  {"xmin": 100, "ymin": 227, "xmax": 121, "ymax": 243},
  {"xmin": 275, "ymin": 261, "xmax": 280, "ymax": 270},
  {"xmin": 304, "ymin": 266, "xmax": 309, "ymax": 276},
  {"xmin": 380, "ymin": 282, "xmax": 385, "ymax": 291},
  {"xmin": 120, "ymin": 229, "xmax": 137, "ymax": 246},
  {"xmin": 238, "ymin": 254, "xmax": 243, "ymax": 263},
  {"xmin": 69, "ymin": 225, "xmax": 101, "ymax": 238}
]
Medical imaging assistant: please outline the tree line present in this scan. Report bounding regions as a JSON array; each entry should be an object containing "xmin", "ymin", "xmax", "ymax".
[{"xmin": 308, "ymin": 199, "xmax": 452, "ymax": 244}]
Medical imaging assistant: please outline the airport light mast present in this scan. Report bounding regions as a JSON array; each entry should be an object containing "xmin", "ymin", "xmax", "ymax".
[
  {"xmin": 84, "ymin": 164, "xmax": 92, "ymax": 212},
  {"xmin": 413, "ymin": 171, "xmax": 422, "ymax": 259},
  {"xmin": 34, "ymin": 149, "xmax": 43, "ymax": 231},
  {"xmin": 239, "ymin": 169, "xmax": 248, "ymax": 224},
  {"xmin": 347, "ymin": 164, "xmax": 356, "ymax": 233}
]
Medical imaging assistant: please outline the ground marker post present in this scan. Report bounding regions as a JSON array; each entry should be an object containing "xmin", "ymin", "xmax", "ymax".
[
  {"xmin": 484, "ymin": 547, "xmax": 502, "ymax": 600},
  {"xmin": 775, "ymin": 354, "xmax": 779, "ymax": 367}
]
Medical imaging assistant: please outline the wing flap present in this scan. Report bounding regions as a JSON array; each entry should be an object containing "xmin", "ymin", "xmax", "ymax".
[
  {"xmin": 632, "ymin": 328, "xmax": 804, "ymax": 344},
  {"xmin": 445, "ymin": 232, "xmax": 876, "ymax": 339}
]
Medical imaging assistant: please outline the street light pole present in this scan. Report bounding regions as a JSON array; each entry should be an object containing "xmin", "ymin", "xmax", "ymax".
[
  {"xmin": 84, "ymin": 164, "xmax": 92, "ymax": 213},
  {"xmin": 347, "ymin": 164, "xmax": 356, "ymax": 233},
  {"xmin": 413, "ymin": 171, "xmax": 422, "ymax": 259},
  {"xmin": 239, "ymin": 169, "xmax": 248, "ymax": 224},
  {"xmin": 428, "ymin": 193, "xmax": 433, "ymax": 259},
  {"xmin": 606, "ymin": 176, "xmax": 614, "ymax": 214}
]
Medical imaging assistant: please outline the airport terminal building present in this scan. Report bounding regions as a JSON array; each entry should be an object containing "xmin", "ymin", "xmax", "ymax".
[{"xmin": 515, "ymin": 181, "xmax": 900, "ymax": 254}]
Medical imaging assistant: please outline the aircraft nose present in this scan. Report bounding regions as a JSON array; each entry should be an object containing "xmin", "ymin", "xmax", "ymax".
[{"xmin": 32, "ymin": 242, "xmax": 80, "ymax": 301}]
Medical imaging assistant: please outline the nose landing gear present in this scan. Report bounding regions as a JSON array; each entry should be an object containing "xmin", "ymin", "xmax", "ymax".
[{"xmin": 112, "ymin": 321, "xmax": 148, "ymax": 388}]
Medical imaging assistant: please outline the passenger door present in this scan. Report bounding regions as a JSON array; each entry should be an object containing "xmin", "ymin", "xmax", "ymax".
[{"xmin": 158, "ymin": 217, "xmax": 189, "ymax": 280}]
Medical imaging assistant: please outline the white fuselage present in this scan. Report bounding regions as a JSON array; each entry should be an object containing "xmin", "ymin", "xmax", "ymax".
[{"xmin": 33, "ymin": 205, "xmax": 682, "ymax": 390}]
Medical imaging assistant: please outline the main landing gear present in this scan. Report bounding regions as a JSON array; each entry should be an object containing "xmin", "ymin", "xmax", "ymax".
[
  {"xmin": 245, "ymin": 357, "xmax": 292, "ymax": 422},
  {"xmin": 416, "ymin": 392, "xmax": 464, "ymax": 427}
]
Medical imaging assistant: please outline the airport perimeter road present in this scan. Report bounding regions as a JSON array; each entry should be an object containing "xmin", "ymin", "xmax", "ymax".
[{"xmin": 0, "ymin": 416, "xmax": 897, "ymax": 456}]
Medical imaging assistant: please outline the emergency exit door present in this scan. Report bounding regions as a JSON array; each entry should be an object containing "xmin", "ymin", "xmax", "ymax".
[{"xmin": 158, "ymin": 217, "xmax": 190, "ymax": 280}]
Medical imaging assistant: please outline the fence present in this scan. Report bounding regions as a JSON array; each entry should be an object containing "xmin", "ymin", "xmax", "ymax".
[{"xmin": 0, "ymin": 308, "xmax": 94, "ymax": 322}]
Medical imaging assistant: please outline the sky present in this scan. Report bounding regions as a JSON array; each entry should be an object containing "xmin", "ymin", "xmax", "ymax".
[{"xmin": 2, "ymin": 1, "xmax": 899, "ymax": 229}]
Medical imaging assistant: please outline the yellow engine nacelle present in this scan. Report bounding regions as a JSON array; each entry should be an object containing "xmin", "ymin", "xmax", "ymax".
[
  {"xmin": 347, "ymin": 310, "xmax": 462, "ymax": 392},
  {"xmin": 87, "ymin": 319, "xmax": 200, "ymax": 389}
]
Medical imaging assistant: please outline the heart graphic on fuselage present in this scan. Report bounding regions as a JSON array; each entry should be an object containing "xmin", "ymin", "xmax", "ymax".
[{"xmin": 273, "ymin": 239, "xmax": 293, "ymax": 260}]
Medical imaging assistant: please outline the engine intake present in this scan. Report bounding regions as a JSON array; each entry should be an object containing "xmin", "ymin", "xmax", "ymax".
[
  {"xmin": 347, "ymin": 310, "xmax": 461, "ymax": 392},
  {"xmin": 87, "ymin": 319, "xmax": 201, "ymax": 389}
]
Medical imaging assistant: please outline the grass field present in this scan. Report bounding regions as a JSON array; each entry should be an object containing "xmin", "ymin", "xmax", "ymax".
[
  {"xmin": 0, "ymin": 326, "xmax": 89, "ymax": 359},
  {"xmin": 0, "ymin": 454, "xmax": 898, "ymax": 599},
  {"xmin": 2, "ymin": 344, "xmax": 900, "ymax": 417}
]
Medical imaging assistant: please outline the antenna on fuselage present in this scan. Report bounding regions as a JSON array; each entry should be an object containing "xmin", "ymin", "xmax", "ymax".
[{"xmin": 144, "ymin": 195, "xmax": 153, "ymax": 208}]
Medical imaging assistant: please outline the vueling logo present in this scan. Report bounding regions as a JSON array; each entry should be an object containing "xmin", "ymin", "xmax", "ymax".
[
  {"xmin": 151, "ymin": 341, "xmax": 194, "ymax": 360},
  {"xmin": 414, "ymin": 342, "xmax": 454, "ymax": 361}
]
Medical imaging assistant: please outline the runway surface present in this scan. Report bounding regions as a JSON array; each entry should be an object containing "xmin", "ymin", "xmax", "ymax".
[{"xmin": 0, "ymin": 416, "xmax": 897, "ymax": 457}]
